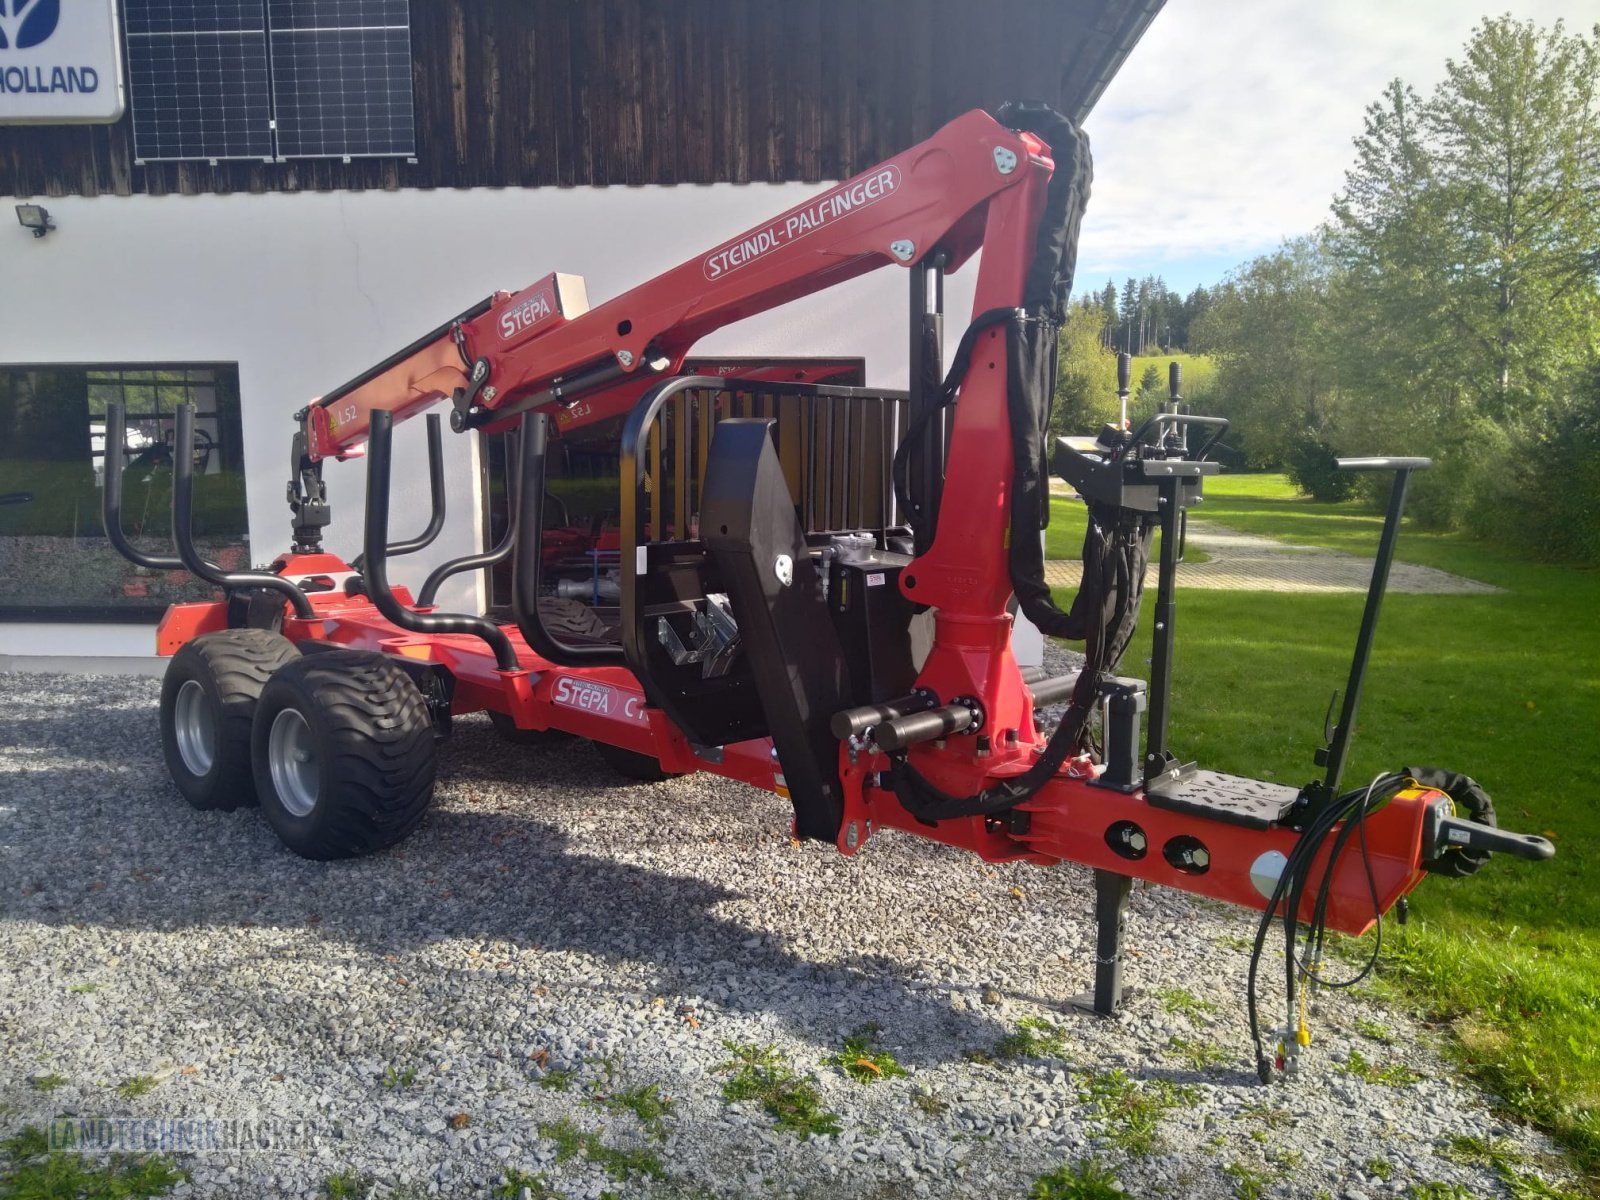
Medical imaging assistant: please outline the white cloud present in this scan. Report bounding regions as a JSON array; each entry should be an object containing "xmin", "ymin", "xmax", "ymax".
[{"xmin": 1078, "ymin": 0, "xmax": 1586, "ymax": 287}]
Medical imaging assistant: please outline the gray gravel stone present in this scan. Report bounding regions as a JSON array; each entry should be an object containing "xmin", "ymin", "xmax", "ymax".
[{"xmin": 0, "ymin": 666, "xmax": 1579, "ymax": 1198}]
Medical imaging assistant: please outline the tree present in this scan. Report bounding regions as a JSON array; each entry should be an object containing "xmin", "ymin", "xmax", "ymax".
[
  {"xmin": 1118, "ymin": 278, "xmax": 1138, "ymax": 353},
  {"xmin": 1052, "ymin": 305, "xmax": 1120, "ymax": 435},
  {"xmin": 1189, "ymin": 237, "xmax": 1343, "ymax": 479},
  {"xmin": 1329, "ymin": 17, "xmax": 1600, "ymax": 529}
]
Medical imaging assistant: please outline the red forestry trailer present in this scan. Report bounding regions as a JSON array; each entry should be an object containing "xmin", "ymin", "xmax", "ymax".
[{"xmin": 104, "ymin": 104, "xmax": 1551, "ymax": 1079}]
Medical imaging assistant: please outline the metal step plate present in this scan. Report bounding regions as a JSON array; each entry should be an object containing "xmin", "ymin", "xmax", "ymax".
[{"xmin": 1145, "ymin": 769, "xmax": 1300, "ymax": 830}]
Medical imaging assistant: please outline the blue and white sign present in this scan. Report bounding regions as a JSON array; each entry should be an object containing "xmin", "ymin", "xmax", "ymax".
[{"xmin": 0, "ymin": 0, "xmax": 124, "ymax": 124}]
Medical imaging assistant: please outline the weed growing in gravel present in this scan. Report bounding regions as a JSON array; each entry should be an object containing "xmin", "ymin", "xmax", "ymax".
[
  {"xmin": 67, "ymin": 982, "xmax": 101, "ymax": 994},
  {"xmin": 823, "ymin": 1029, "xmax": 907, "ymax": 1084},
  {"xmin": 589, "ymin": 1140, "xmax": 666, "ymax": 1184},
  {"xmin": 1356, "ymin": 1017, "xmax": 1394, "ymax": 1043},
  {"xmin": 381, "ymin": 1065, "xmax": 416, "ymax": 1090},
  {"xmin": 538, "ymin": 1067, "xmax": 577, "ymax": 1092},
  {"xmin": 587, "ymin": 1081, "xmax": 676, "ymax": 1140},
  {"xmin": 535, "ymin": 1116, "xmax": 664, "ymax": 1183},
  {"xmin": 1367, "ymin": 1158, "xmax": 1395, "ymax": 1180},
  {"xmin": 1505, "ymin": 1175, "xmax": 1585, "ymax": 1200},
  {"xmin": 323, "ymin": 1169, "xmax": 376, "ymax": 1199},
  {"xmin": 911, "ymin": 1090, "xmax": 949, "ymax": 1116},
  {"xmin": 1076, "ymin": 1070, "xmax": 1195, "ymax": 1156},
  {"xmin": 1157, "ymin": 987, "xmax": 1218, "ymax": 1020},
  {"xmin": 1222, "ymin": 1161, "xmax": 1276, "ymax": 1200},
  {"xmin": 29, "ymin": 1073, "xmax": 67, "ymax": 1092},
  {"xmin": 1165, "ymin": 1035, "xmax": 1230, "ymax": 1071},
  {"xmin": 1442, "ymin": 1135, "xmax": 1583, "ymax": 1200},
  {"xmin": 539, "ymin": 1117, "xmax": 588, "ymax": 1163},
  {"xmin": 994, "ymin": 1016, "xmax": 1068, "ymax": 1060},
  {"xmin": 1029, "ymin": 1156, "xmax": 1125, "ymax": 1198},
  {"xmin": 0, "ymin": 1125, "xmax": 188, "ymax": 1199},
  {"xmin": 1337, "ymin": 1048, "xmax": 1422, "ymax": 1086},
  {"xmin": 1409, "ymin": 1184, "xmax": 1473, "ymax": 1200},
  {"xmin": 1239, "ymin": 1099, "xmax": 1294, "ymax": 1130},
  {"xmin": 493, "ymin": 1167, "xmax": 561, "ymax": 1199},
  {"xmin": 116, "ymin": 1075, "xmax": 159, "ymax": 1100},
  {"xmin": 714, "ymin": 1041, "xmax": 840, "ymax": 1138}
]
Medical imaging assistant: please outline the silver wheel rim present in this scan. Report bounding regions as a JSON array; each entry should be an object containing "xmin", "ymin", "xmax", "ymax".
[
  {"xmin": 267, "ymin": 707, "xmax": 319, "ymax": 818},
  {"xmin": 173, "ymin": 679, "xmax": 217, "ymax": 777}
]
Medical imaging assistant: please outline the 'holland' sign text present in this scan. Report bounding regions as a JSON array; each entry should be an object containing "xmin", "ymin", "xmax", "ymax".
[{"xmin": 0, "ymin": 0, "xmax": 124, "ymax": 125}]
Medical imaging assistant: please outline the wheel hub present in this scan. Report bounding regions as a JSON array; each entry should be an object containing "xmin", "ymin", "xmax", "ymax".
[
  {"xmin": 267, "ymin": 707, "xmax": 320, "ymax": 817},
  {"xmin": 173, "ymin": 679, "xmax": 216, "ymax": 777}
]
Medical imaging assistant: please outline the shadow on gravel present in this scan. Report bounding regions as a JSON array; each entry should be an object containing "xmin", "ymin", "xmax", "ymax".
[{"xmin": 1, "ymin": 688, "xmax": 1040, "ymax": 1068}]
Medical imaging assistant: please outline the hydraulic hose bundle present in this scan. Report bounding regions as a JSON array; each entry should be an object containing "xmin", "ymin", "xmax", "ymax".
[
  {"xmin": 1247, "ymin": 771, "xmax": 1405, "ymax": 1082},
  {"xmin": 888, "ymin": 104, "xmax": 1157, "ymax": 822}
]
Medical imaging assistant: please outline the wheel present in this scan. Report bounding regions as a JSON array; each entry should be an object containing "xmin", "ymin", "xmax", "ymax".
[
  {"xmin": 593, "ymin": 739, "xmax": 679, "ymax": 783},
  {"xmin": 250, "ymin": 650, "xmax": 436, "ymax": 860},
  {"xmin": 159, "ymin": 629, "xmax": 300, "ymax": 811},
  {"xmin": 537, "ymin": 596, "xmax": 611, "ymax": 641},
  {"xmin": 488, "ymin": 709, "xmax": 577, "ymax": 746}
]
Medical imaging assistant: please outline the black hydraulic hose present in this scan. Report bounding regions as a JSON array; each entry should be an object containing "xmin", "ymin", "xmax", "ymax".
[
  {"xmin": 171, "ymin": 405, "xmax": 314, "ymax": 619},
  {"xmin": 1245, "ymin": 773, "xmax": 1403, "ymax": 1080},
  {"xmin": 364, "ymin": 409, "xmax": 518, "ymax": 670},
  {"xmin": 417, "ymin": 430, "xmax": 520, "ymax": 607}
]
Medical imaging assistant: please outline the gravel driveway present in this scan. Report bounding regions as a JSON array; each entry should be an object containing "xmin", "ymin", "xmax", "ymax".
[{"xmin": 0, "ymin": 670, "xmax": 1573, "ymax": 1199}]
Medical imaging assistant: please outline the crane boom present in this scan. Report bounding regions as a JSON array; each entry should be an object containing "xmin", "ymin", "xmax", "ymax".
[{"xmin": 301, "ymin": 109, "xmax": 1038, "ymax": 461}]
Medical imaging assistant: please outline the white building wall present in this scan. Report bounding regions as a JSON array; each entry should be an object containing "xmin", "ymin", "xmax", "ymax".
[{"xmin": 0, "ymin": 184, "xmax": 1042, "ymax": 668}]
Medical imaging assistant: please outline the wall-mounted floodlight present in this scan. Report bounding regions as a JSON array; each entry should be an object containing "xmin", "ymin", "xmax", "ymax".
[{"xmin": 15, "ymin": 205, "xmax": 54, "ymax": 238}]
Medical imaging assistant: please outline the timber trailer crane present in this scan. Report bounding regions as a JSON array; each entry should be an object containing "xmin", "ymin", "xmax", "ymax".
[{"xmin": 104, "ymin": 104, "xmax": 1553, "ymax": 1080}]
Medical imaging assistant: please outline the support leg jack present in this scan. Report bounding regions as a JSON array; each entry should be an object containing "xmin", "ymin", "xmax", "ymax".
[{"xmin": 1068, "ymin": 869, "xmax": 1133, "ymax": 1016}]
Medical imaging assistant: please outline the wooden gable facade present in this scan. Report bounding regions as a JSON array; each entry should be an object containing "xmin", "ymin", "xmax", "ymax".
[{"xmin": 2, "ymin": 0, "xmax": 1162, "ymax": 198}]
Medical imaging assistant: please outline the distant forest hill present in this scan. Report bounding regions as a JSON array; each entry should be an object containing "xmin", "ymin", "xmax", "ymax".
[{"xmin": 1073, "ymin": 277, "xmax": 1216, "ymax": 355}]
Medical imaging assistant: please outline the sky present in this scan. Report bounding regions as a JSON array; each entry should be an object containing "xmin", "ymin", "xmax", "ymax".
[{"xmin": 1076, "ymin": 0, "xmax": 1586, "ymax": 298}]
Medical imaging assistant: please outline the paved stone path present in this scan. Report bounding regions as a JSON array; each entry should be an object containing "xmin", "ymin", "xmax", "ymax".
[{"xmin": 1042, "ymin": 521, "xmax": 1502, "ymax": 595}]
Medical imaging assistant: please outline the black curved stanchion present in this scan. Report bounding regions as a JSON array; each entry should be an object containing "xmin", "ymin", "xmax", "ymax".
[
  {"xmin": 364, "ymin": 409, "xmax": 519, "ymax": 671},
  {"xmin": 386, "ymin": 413, "xmax": 447, "ymax": 556},
  {"xmin": 171, "ymin": 405, "xmax": 316, "ymax": 619},
  {"xmin": 613, "ymin": 375, "xmax": 724, "ymax": 675},
  {"xmin": 512, "ymin": 411, "xmax": 628, "ymax": 667},
  {"xmin": 101, "ymin": 401, "xmax": 190, "ymax": 571},
  {"xmin": 417, "ymin": 430, "xmax": 519, "ymax": 607}
]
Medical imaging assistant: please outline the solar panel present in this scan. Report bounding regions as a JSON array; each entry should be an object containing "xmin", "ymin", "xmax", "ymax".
[
  {"xmin": 267, "ymin": 0, "xmax": 415, "ymax": 159},
  {"xmin": 125, "ymin": 2, "xmax": 274, "ymax": 162}
]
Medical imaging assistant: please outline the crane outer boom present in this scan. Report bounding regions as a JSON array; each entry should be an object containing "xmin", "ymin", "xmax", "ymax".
[{"xmin": 301, "ymin": 109, "xmax": 1040, "ymax": 461}]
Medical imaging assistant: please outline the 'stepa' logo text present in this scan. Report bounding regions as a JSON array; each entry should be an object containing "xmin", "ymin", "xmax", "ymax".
[{"xmin": 0, "ymin": 0, "xmax": 61, "ymax": 51}]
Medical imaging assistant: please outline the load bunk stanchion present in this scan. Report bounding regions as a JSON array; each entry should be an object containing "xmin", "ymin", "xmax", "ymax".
[
  {"xmin": 100, "ymin": 401, "xmax": 189, "ymax": 573},
  {"xmin": 362, "ymin": 408, "xmax": 519, "ymax": 670},
  {"xmin": 417, "ymin": 429, "xmax": 519, "ymax": 608},
  {"xmin": 169, "ymin": 404, "xmax": 315, "ymax": 620}
]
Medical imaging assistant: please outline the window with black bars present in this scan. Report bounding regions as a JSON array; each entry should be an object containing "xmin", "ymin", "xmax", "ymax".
[{"xmin": 0, "ymin": 364, "xmax": 249, "ymax": 622}]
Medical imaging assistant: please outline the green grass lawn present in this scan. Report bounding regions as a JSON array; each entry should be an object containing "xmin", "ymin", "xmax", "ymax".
[
  {"xmin": 1051, "ymin": 472, "xmax": 1598, "ymax": 1175},
  {"xmin": 1128, "ymin": 351, "xmax": 1218, "ymax": 411}
]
